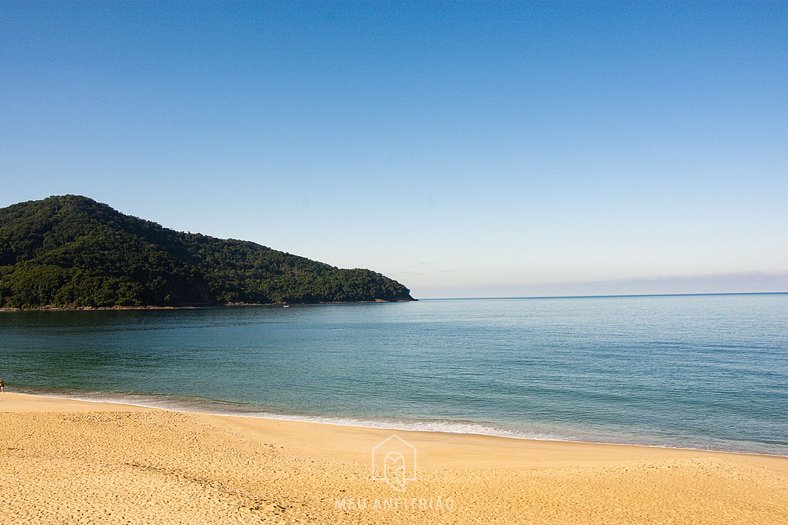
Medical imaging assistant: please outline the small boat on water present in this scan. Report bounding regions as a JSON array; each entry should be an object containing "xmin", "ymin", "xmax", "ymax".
[{"xmin": 283, "ymin": 304, "xmax": 290, "ymax": 308}]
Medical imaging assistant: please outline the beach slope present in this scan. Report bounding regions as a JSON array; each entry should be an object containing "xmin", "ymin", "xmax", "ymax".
[{"xmin": 1, "ymin": 393, "xmax": 786, "ymax": 524}]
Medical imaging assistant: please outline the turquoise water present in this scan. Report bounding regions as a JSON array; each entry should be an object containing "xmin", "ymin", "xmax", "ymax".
[{"xmin": 1, "ymin": 294, "xmax": 786, "ymax": 455}]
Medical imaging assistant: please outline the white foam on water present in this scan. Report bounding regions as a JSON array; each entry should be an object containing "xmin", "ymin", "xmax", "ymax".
[
  {"xmin": 18, "ymin": 389, "xmax": 565, "ymax": 441},
  {"xmin": 15, "ymin": 388, "xmax": 788, "ymax": 457}
]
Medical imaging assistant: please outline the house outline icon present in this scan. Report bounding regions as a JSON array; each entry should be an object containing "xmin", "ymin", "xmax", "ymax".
[{"xmin": 371, "ymin": 434, "xmax": 417, "ymax": 491}]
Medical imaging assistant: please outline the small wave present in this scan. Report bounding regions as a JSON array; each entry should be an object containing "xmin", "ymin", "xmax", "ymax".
[
  {"xmin": 242, "ymin": 414, "xmax": 564, "ymax": 441},
  {"xmin": 11, "ymin": 387, "xmax": 787, "ymax": 457},
  {"xmin": 13, "ymin": 387, "xmax": 565, "ymax": 441}
]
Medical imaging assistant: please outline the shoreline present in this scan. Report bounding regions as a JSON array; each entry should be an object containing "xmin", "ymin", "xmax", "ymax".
[
  {"xmin": 0, "ymin": 299, "xmax": 416, "ymax": 313},
  {"xmin": 2, "ymin": 392, "xmax": 787, "ymax": 524},
  {"xmin": 7, "ymin": 390, "xmax": 786, "ymax": 460}
]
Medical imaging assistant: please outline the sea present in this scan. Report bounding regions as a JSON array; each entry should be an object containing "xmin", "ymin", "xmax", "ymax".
[{"xmin": 1, "ymin": 293, "xmax": 786, "ymax": 455}]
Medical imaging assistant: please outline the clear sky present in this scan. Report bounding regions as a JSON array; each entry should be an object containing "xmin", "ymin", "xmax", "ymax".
[{"xmin": 1, "ymin": 1, "xmax": 786, "ymax": 298}]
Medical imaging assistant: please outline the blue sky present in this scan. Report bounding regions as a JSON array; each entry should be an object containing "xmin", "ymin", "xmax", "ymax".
[{"xmin": 1, "ymin": 1, "xmax": 786, "ymax": 298}]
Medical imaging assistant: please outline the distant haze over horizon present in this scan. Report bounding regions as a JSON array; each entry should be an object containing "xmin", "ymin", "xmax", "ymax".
[
  {"xmin": 1, "ymin": 2, "xmax": 786, "ymax": 298},
  {"xmin": 417, "ymin": 276, "xmax": 788, "ymax": 300}
]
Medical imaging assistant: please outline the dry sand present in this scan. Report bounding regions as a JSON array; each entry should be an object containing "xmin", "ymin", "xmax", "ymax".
[{"xmin": 1, "ymin": 392, "xmax": 786, "ymax": 524}]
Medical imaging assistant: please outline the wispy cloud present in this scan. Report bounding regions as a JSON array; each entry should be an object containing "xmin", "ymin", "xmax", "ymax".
[{"xmin": 415, "ymin": 270, "xmax": 788, "ymax": 299}]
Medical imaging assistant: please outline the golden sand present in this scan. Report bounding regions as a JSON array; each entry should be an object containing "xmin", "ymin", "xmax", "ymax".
[{"xmin": 1, "ymin": 393, "xmax": 786, "ymax": 524}]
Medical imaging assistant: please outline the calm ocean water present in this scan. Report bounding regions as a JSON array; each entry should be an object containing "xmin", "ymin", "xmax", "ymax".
[{"xmin": 1, "ymin": 294, "xmax": 786, "ymax": 455}]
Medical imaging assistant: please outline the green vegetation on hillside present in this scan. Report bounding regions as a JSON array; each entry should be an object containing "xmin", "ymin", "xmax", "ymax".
[{"xmin": 0, "ymin": 196, "xmax": 414, "ymax": 308}]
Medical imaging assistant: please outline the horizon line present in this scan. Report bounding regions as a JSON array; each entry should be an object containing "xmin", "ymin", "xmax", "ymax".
[{"xmin": 419, "ymin": 291, "xmax": 788, "ymax": 301}]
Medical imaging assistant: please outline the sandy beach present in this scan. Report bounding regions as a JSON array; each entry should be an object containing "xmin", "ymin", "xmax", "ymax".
[{"xmin": 0, "ymin": 393, "xmax": 786, "ymax": 524}]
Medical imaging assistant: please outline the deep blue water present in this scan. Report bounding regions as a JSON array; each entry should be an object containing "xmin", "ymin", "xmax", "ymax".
[{"xmin": 1, "ymin": 294, "xmax": 786, "ymax": 455}]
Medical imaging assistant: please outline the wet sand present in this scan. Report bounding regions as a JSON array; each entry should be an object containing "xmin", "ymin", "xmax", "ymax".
[{"xmin": 1, "ymin": 392, "xmax": 786, "ymax": 524}]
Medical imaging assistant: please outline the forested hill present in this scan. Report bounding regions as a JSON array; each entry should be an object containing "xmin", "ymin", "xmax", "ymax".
[{"xmin": 0, "ymin": 195, "xmax": 414, "ymax": 308}]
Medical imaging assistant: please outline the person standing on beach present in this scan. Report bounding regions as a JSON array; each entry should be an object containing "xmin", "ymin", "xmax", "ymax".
[{"xmin": 0, "ymin": 378, "xmax": 4, "ymax": 392}]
